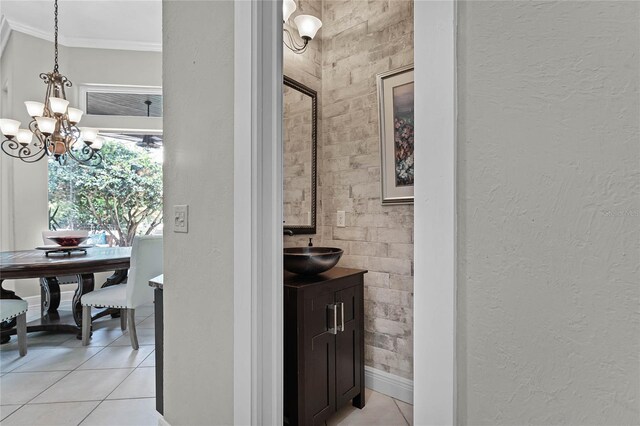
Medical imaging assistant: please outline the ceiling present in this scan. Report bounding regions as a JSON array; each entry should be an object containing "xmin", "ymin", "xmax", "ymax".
[{"xmin": 1, "ymin": 0, "xmax": 162, "ymax": 52}]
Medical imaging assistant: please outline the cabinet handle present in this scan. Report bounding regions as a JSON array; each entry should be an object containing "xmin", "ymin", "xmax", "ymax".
[
  {"xmin": 337, "ymin": 302, "xmax": 345, "ymax": 332},
  {"xmin": 328, "ymin": 304, "xmax": 338, "ymax": 335}
]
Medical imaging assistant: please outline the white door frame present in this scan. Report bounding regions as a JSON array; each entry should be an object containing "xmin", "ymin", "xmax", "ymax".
[
  {"xmin": 413, "ymin": 1, "xmax": 457, "ymax": 424},
  {"xmin": 234, "ymin": 0, "xmax": 283, "ymax": 425},
  {"xmin": 233, "ymin": 0, "xmax": 457, "ymax": 424}
]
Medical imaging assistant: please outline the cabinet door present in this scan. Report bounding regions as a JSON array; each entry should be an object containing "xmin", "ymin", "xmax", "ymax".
[
  {"xmin": 303, "ymin": 291, "xmax": 336, "ymax": 425},
  {"xmin": 334, "ymin": 284, "xmax": 363, "ymax": 407}
]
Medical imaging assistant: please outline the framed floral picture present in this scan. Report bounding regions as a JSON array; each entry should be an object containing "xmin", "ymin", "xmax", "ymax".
[{"xmin": 377, "ymin": 65, "xmax": 414, "ymax": 205}]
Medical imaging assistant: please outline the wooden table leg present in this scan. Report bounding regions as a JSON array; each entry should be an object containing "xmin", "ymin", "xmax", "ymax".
[
  {"xmin": 0, "ymin": 279, "xmax": 22, "ymax": 344},
  {"xmin": 102, "ymin": 269, "xmax": 128, "ymax": 288},
  {"xmin": 40, "ymin": 277, "xmax": 61, "ymax": 315},
  {"xmin": 72, "ymin": 274, "xmax": 95, "ymax": 327}
]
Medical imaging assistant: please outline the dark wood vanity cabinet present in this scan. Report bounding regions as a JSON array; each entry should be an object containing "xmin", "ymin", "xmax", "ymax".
[{"xmin": 284, "ymin": 267, "xmax": 367, "ymax": 426}]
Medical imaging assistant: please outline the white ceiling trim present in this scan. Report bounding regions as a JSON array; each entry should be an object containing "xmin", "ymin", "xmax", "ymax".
[
  {"xmin": 0, "ymin": 15, "xmax": 162, "ymax": 56},
  {"xmin": 0, "ymin": 16, "xmax": 11, "ymax": 59}
]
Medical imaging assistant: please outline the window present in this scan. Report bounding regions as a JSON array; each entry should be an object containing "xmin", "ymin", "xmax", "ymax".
[
  {"xmin": 48, "ymin": 133, "xmax": 163, "ymax": 247},
  {"xmin": 85, "ymin": 93, "xmax": 163, "ymax": 117},
  {"xmin": 78, "ymin": 84, "xmax": 163, "ymax": 117}
]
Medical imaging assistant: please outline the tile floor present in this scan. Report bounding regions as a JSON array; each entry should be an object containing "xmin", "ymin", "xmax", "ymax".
[
  {"xmin": 1, "ymin": 301, "xmax": 413, "ymax": 426},
  {"xmin": 0, "ymin": 302, "xmax": 158, "ymax": 426},
  {"xmin": 327, "ymin": 388, "xmax": 413, "ymax": 426}
]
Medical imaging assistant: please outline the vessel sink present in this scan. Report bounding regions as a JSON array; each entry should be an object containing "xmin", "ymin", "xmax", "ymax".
[{"xmin": 283, "ymin": 247, "xmax": 343, "ymax": 275}]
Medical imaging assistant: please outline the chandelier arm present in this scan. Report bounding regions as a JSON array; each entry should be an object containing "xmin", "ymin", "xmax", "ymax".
[
  {"xmin": 66, "ymin": 141, "xmax": 101, "ymax": 166},
  {"xmin": 1, "ymin": 139, "xmax": 47, "ymax": 162},
  {"xmin": 65, "ymin": 143, "xmax": 90, "ymax": 163},
  {"xmin": 28, "ymin": 120, "xmax": 46, "ymax": 148}
]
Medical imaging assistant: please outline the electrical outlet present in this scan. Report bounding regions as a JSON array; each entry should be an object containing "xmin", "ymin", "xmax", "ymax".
[
  {"xmin": 337, "ymin": 210, "xmax": 346, "ymax": 227},
  {"xmin": 174, "ymin": 205, "xmax": 188, "ymax": 233}
]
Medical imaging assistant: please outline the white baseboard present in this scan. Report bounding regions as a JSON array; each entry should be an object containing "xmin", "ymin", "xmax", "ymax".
[
  {"xmin": 157, "ymin": 414, "xmax": 170, "ymax": 426},
  {"xmin": 365, "ymin": 366, "xmax": 413, "ymax": 405},
  {"xmin": 24, "ymin": 291, "xmax": 75, "ymax": 310}
]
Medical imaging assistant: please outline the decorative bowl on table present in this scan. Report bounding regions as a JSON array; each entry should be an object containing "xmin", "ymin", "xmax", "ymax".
[{"xmin": 47, "ymin": 236, "xmax": 90, "ymax": 247}]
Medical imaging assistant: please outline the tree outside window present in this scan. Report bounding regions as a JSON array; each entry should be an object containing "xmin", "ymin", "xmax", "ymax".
[{"xmin": 48, "ymin": 134, "xmax": 163, "ymax": 247}]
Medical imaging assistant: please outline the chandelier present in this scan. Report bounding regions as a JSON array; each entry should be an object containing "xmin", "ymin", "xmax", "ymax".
[
  {"xmin": 0, "ymin": 0, "xmax": 103, "ymax": 166},
  {"xmin": 283, "ymin": 0, "xmax": 322, "ymax": 54}
]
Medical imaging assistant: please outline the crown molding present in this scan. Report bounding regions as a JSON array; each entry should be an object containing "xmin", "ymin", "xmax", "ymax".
[
  {"xmin": 0, "ymin": 15, "xmax": 161, "ymax": 55},
  {"xmin": 0, "ymin": 16, "xmax": 11, "ymax": 59}
]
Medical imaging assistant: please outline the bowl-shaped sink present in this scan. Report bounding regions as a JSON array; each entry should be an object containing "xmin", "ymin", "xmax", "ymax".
[{"xmin": 283, "ymin": 247, "xmax": 343, "ymax": 275}]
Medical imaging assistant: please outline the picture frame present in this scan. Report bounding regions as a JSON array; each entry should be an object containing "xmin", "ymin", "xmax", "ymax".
[{"xmin": 377, "ymin": 65, "xmax": 415, "ymax": 205}]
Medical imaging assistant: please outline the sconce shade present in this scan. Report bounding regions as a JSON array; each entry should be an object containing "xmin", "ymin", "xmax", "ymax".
[
  {"xmin": 0, "ymin": 119, "xmax": 21, "ymax": 137},
  {"xmin": 283, "ymin": 0, "xmax": 297, "ymax": 22},
  {"xmin": 16, "ymin": 129, "xmax": 33, "ymax": 145},
  {"xmin": 294, "ymin": 15, "xmax": 322, "ymax": 40},
  {"xmin": 25, "ymin": 101, "xmax": 45, "ymax": 117},
  {"xmin": 49, "ymin": 97, "xmax": 70, "ymax": 115},
  {"xmin": 67, "ymin": 107, "xmax": 83, "ymax": 124}
]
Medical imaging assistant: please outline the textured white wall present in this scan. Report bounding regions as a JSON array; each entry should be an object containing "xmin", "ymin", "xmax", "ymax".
[
  {"xmin": 162, "ymin": 1, "xmax": 235, "ymax": 424},
  {"xmin": 457, "ymin": 1, "xmax": 640, "ymax": 424}
]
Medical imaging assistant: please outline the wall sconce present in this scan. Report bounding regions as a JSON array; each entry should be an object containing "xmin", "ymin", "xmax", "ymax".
[{"xmin": 283, "ymin": 0, "xmax": 322, "ymax": 54}]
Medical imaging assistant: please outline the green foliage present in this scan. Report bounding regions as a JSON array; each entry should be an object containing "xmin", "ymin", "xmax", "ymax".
[{"xmin": 48, "ymin": 141, "xmax": 163, "ymax": 246}]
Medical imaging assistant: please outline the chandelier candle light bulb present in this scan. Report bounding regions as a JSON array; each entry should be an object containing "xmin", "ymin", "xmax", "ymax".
[
  {"xmin": 91, "ymin": 136, "xmax": 104, "ymax": 150},
  {"xmin": 81, "ymin": 127, "xmax": 99, "ymax": 143},
  {"xmin": 0, "ymin": 119, "xmax": 20, "ymax": 137},
  {"xmin": 16, "ymin": 129, "xmax": 33, "ymax": 146},
  {"xmin": 25, "ymin": 101, "xmax": 45, "ymax": 117},
  {"xmin": 67, "ymin": 107, "xmax": 83, "ymax": 124},
  {"xmin": 49, "ymin": 97, "xmax": 70, "ymax": 115},
  {"xmin": 35, "ymin": 117, "xmax": 57, "ymax": 135}
]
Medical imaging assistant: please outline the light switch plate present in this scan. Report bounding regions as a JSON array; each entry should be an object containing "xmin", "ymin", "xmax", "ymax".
[
  {"xmin": 337, "ymin": 210, "xmax": 346, "ymax": 227},
  {"xmin": 174, "ymin": 205, "xmax": 188, "ymax": 233}
]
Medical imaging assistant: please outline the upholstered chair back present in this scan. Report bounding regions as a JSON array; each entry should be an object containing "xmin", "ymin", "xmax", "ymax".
[{"xmin": 126, "ymin": 235, "xmax": 163, "ymax": 308}]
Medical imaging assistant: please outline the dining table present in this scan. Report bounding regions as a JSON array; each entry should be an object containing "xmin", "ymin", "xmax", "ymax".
[{"xmin": 0, "ymin": 246, "xmax": 131, "ymax": 343}]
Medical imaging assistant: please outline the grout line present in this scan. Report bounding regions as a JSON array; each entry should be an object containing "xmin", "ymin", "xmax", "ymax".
[
  {"xmin": 103, "ymin": 369, "xmax": 138, "ymax": 399},
  {"xmin": 22, "ymin": 399, "xmax": 104, "ymax": 405},
  {"xmin": 59, "ymin": 345, "xmax": 108, "ymax": 371},
  {"xmin": 78, "ymin": 366, "xmax": 140, "ymax": 425},
  {"xmin": 78, "ymin": 400, "xmax": 104, "ymax": 425},
  {"xmin": 393, "ymin": 398, "xmax": 410, "ymax": 426},
  {"xmin": 139, "ymin": 349, "xmax": 155, "ymax": 365},
  {"xmin": 20, "ymin": 345, "xmax": 108, "ymax": 405},
  {"xmin": 20, "ymin": 369, "xmax": 75, "ymax": 405},
  {"xmin": 0, "ymin": 404, "xmax": 24, "ymax": 423},
  {"xmin": 21, "ymin": 396, "xmax": 155, "ymax": 405},
  {"xmin": 1, "ymin": 309, "xmax": 157, "ymax": 425},
  {"xmin": 101, "ymin": 396, "xmax": 155, "ymax": 402}
]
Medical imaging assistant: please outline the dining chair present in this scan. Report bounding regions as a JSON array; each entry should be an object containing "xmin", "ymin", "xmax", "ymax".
[
  {"xmin": 81, "ymin": 235, "xmax": 163, "ymax": 349},
  {"xmin": 0, "ymin": 299, "xmax": 28, "ymax": 356}
]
